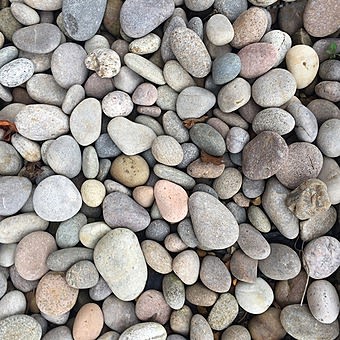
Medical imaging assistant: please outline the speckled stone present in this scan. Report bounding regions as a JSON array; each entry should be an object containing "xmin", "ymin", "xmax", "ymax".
[
  {"xmin": 0, "ymin": 315, "xmax": 42, "ymax": 340},
  {"xmin": 317, "ymin": 119, "xmax": 340, "ymax": 158},
  {"xmin": 152, "ymin": 136, "xmax": 183, "ymax": 166},
  {"xmin": 190, "ymin": 314, "xmax": 213, "ymax": 340},
  {"xmin": 162, "ymin": 273, "xmax": 185, "ymax": 310},
  {"xmin": 206, "ymin": 14, "xmax": 234, "ymax": 46},
  {"xmin": 120, "ymin": 322, "xmax": 167, "ymax": 340},
  {"xmin": 0, "ymin": 58, "xmax": 34, "ymax": 88},
  {"xmin": 221, "ymin": 325, "xmax": 251, "ymax": 340},
  {"xmin": 186, "ymin": 282, "xmax": 218, "ymax": 307},
  {"xmin": 84, "ymin": 73, "xmax": 115, "ymax": 99},
  {"xmin": 66, "ymin": 260, "xmax": 99, "ymax": 289},
  {"xmin": 0, "ymin": 290, "xmax": 27, "ymax": 320},
  {"xmin": 315, "ymin": 81, "xmax": 340, "ymax": 102}
]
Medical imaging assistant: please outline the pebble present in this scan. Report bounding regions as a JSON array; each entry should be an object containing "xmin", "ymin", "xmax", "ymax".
[
  {"xmin": 135, "ymin": 115, "xmax": 164, "ymax": 134},
  {"xmin": 286, "ymin": 45, "xmax": 319, "ymax": 89},
  {"xmin": 33, "ymin": 175, "xmax": 82, "ymax": 222},
  {"xmin": 247, "ymin": 206, "xmax": 271, "ymax": 233},
  {"xmin": 189, "ymin": 192, "xmax": 239, "ymax": 250},
  {"xmin": 0, "ymin": 7, "xmax": 22, "ymax": 42},
  {"xmin": 252, "ymin": 108, "xmax": 295, "ymax": 136},
  {"xmin": 154, "ymin": 180, "xmax": 188, "ymax": 223},
  {"xmin": 13, "ymin": 23, "xmax": 61, "ymax": 54},
  {"xmin": 226, "ymin": 127, "xmax": 249, "ymax": 153},
  {"xmin": 170, "ymin": 27, "xmax": 211, "ymax": 78},
  {"xmin": 129, "ymin": 33, "xmax": 161, "ymax": 55},
  {"xmin": 82, "ymin": 146, "xmax": 99, "ymax": 179},
  {"xmin": 62, "ymin": 0, "xmax": 107, "ymax": 41},
  {"xmin": 119, "ymin": 322, "xmax": 167, "ymax": 340},
  {"xmin": 145, "ymin": 220, "xmax": 170, "ymax": 242},
  {"xmin": 113, "ymin": 66, "xmax": 143, "ymax": 94},
  {"xmin": 218, "ymin": 77, "xmax": 251, "ymax": 113},
  {"xmin": 0, "ymin": 141, "xmax": 22, "ymax": 176},
  {"xmin": 56, "ymin": 213, "xmax": 87, "ymax": 248},
  {"xmin": 157, "ymin": 85, "xmax": 178, "ymax": 111},
  {"xmin": 208, "ymin": 293, "xmax": 239, "ymax": 331},
  {"xmin": 15, "ymin": 104, "xmax": 69, "ymax": 141},
  {"xmin": 141, "ymin": 240, "xmax": 172, "ymax": 274},
  {"xmin": 0, "ymin": 315, "xmax": 42, "ymax": 340},
  {"xmin": 0, "ymin": 212, "xmax": 48, "ymax": 244},
  {"xmin": 262, "ymin": 178, "xmax": 299, "ymax": 239},
  {"xmin": 66, "ymin": 260, "xmax": 99, "ymax": 289},
  {"xmin": 132, "ymin": 83, "xmax": 157, "ymax": 106},
  {"xmin": 0, "ymin": 176, "xmax": 32, "ymax": 216},
  {"xmin": 43, "ymin": 326, "xmax": 73, "ymax": 340},
  {"xmin": 94, "ymin": 228, "xmax": 147, "ymax": 301},
  {"xmin": 206, "ymin": 14, "xmax": 234, "ymax": 46},
  {"xmin": 11, "ymin": 2, "xmax": 39, "ymax": 26},
  {"xmin": 213, "ymin": 168, "xmax": 242, "ymax": 200},
  {"xmin": 95, "ymin": 133, "xmax": 121, "ymax": 158},
  {"xmin": 152, "ymin": 136, "xmax": 183, "ymax": 166},
  {"xmin": 89, "ymin": 277, "xmax": 112, "ymax": 302},
  {"xmin": 212, "ymin": 53, "xmax": 241, "ymax": 85},
  {"xmin": 102, "ymin": 295, "xmax": 138, "ymax": 332},
  {"xmin": 242, "ymin": 177, "xmax": 265, "ymax": 199},
  {"xmin": 79, "ymin": 222, "xmax": 110, "ymax": 248},
  {"xmin": 120, "ymin": 0, "xmax": 174, "ymax": 38},
  {"xmin": 0, "ymin": 243, "xmax": 16, "ymax": 267},
  {"xmin": 177, "ymin": 143, "xmax": 200, "ymax": 169},
  {"xmin": 0, "ymin": 272, "xmax": 7, "ymax": 299},
  {"xmin": 108, "ymin": 117, "xmax": 157, "ymax": 155},
  {"xmin": 133, "ymin": 186, "xmax": 154, "ymax": 208},
  {"xmin": 187, "ymin": 159, "xmax": 225, "ymax": 179},
  {"xmin": 190, "ymin": 314, "xmax": 213, "ymax": 340},
  {"xmin": 280, "ymin": 304, "xmax": 339, "ymax": 339},
  {"xmin": 252, "ymin": 68, "xmax": 297, "ymax": 107},
  {"xmin": 51, "ymin": 42, "xmax": 88, "ymax": 89},
  {"xmin": 231, "ymin": 7, "xmax": 268, "ymax": 49},
  {"xmin": 0, "ymin": 46, "xmax": 18, "ymax": 69},
  {"xmin": 177, "ymin": 218, "xmax": 199, "ymax": 248},
  {"xmin": 163, "ymin": 60, "xmax": 195, "ymax": 93},
  {"xmin": 221, "ymin": 325, "xmax": 251, "ymax": 340},
  {"xmin": 136, "ymin": 290, "xmax": 171, "ymax": 324},
  {"xmin": 320, "ymin": 59, "xmax": 340, "ymax": 82},
  {"xmin": 47, "ymin": 247, "xmax": 93, "ymax": 271},
  {"xmin": 46, "ymin": 135, "xmax": 81, "ymax": 178},
  {"xmin": 84, "ymin": 73, "xmax": 114, "ymax": 99},
  {"xmin": 317, "ymin": 119, "xmax": 340, "ymax": 157},
  {"xmin": 303, "ymin": 0, "xmax": 340, "ymax": 37},
  {"xmin": 103, "ymin": 192, "xmax": 150, "ymax": 231},
  {"xmin": 62, "ymin": 84, "xmax": 85, "ymax": 114},
  {"xmin": 70, "ymin": 98, "xmax": 102, "ymax": 146},
  {"xmin": 73, "ymin": 303, "xmax": 103, "ymax": 340},
  {"xmin": 10, "ymin": 265, "xmax": 38, "ymax": 293},
  {"xmin": 316, "ymin": 81, "xmax": 340, "ymax": 102},
  {"xmin": 0, "ymin": 290, "xmax": 26, "ymax": 320},
  {"xmin": 242, "ymin": 131, "xmax": 289, "ymax": 180},
  {"xmin": 235, "ymin": 277, "xmax": 274, "ymax": 314},
  {"xmin": 162, "ymin": 111, "xmax": 189, "ymax": 143},
  {"xmin": 84, "ymin": 35, "xmax": 110, "ymax": 54},
  {"xmin": 170, "ymin": 305, "xmax": 192, "ymax": 335},
  {"xmin": 302, "ymin": 236, "xmax": 340, "ymax": 279},
  {"xmin": 12, "ymin": 132, "xmax": 41, "ymax": 162},
  {"xmin": 172, "ymin": 250, "xmax": 199, "ymax": 285},
  {"xmin": 162, "ymin": 273, "xmax": 185, "ymax": 310},
  {"xmin": 186, "ymin": 282, "xmax": 218, "ymax": 307},
  {"xmin": 0, "ymin": 58, "xmax": 34, "ymax": 88},
  {"xmin": 15, "ymin": 231, "xmax": 57, "ymax": 281}
]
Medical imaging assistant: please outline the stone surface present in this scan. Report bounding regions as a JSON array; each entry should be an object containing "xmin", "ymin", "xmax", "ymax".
[
  {"xmin": 119, "ymin": 322, "xmax": 167, "ymax": 340},
  {"xmin": 152, "ymin": 136, "xmax": 183, "ymax": 166},
  {"xmin": 206, "ymin": 14, "xmax": 234, "ymax": 46},
  {"xmin": 142, "ymin": 240, "xmax": 172, "ymax": 275},
  {"xmin": 221, "ymin": 325, "xmax": 251, "ymax": 340},
  {"xmin": 162, "ymin": 273, "xmax": 185, "ymax": 310},
  {"xmin": 66, "ymin": 260, "xmax": 99, "ymax": 289},
  {"xmin": 213, "ymin": 167, "xmax": 242, "ymax": 200},
  {"xmin": 190, "ymin": 314, "xmax": 214, "ymax": 340},
  {"xmin": 0, "ymin": 290, "xmax": 26, "ymax": 321},
  {"xmin": 212, "ymin": 53, "xmax": 241, "ymax": 85},
  {"xmin": 173, "ymin": 250, "xmax": 199, "ymax": 285},
  {"xmin": 0, "ymin": 58, "xmax": 34, "ymax": 88},
  {"xmin": 317, "ymin": 119, "xmax": 340, "ymax": 158},
  {"xmin": 0, "ymin": 315, "xmax": 42, "ymax": 340}
]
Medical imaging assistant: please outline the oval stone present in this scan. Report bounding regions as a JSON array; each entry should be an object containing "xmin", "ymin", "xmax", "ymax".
[
  {"xmin": 15, "ymin": 104, "xmax": 69, "ymax": 141},
  {"xmin": 189, "ymin": 191, "xmax": 239, "ymax": 250},
  {"xmin": 79, "ymin": 222, "xmax": 111, "ymax": 249},
  {"xmin": 0, "ymin": 315, "xmax": 42, "ymax": 340},
  {"xmin": 152, "ymin": 135, "xmax": 183, "ymax": 166},
  {"xmin": 0, "ymin": 58, "xmax": 34, "ymax": 88},
  {"xmin": 0, "ymin": 290, "xmax": 26, "ymax": 320},
  {"xmin": 141, "ymin": 240, "xmax": 172, "ymax": 274},
  {"xmin": 173, "ymin": 250, "xmax": 200, "ymax": 286},
  {"xmin": 190, "ymin": 314, "xmax": 213, "ymax": 340},
  {"xmin": 66, "ymin": 260, "xmax": 99, "ymax": 289},
  {"xmin": 13, "ymin": 23, "xmax": 61, "ymax": 54},
  {"xmin": 120, "ymin": 322, "xmax": 167, "ymax": 340},
  {"xmin": 94, "ymin": 228, "xmax": 148, "ymax": 301},
  {"xmin": 212, "ymin": 53, "xmax": 241, "ymax": 85},
  {"xmin": 162, "ymin": 273, "xmax": 185, "ymax": 310},
  {"xmin": 259, "ymin": 243, "xmax": 301, "ymax": 280}
]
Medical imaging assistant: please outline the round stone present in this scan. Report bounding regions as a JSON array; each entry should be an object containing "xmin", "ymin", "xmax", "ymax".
[
  {"xmin": 221, "ymin": 325, "xmax": 251, "ymax": 340},
  {"xmin": 162, "ymin": 273, "xmax": 185, "ymax": 310},
  {"xmin": 33, "ymin": 175, "xmax": 82, "ymax": 222},
  {"xmin": 0, "ymin": 142, "xmax": 22, "ymax": 176},
  {"xmin": 235, "ymin": 277, "xmax": 274, "ymax": 314},
  {"xmin": 36, "ymin": 271, "xmax": 79, "ymax": 317},
  {"xmin": 66, "ymin": 260, "xmax": 99, "ymax": 289},
  {"xmin": 319, "ymin": 59, "xmax": 340, "ymax": 81},
  {"xmin": 133, "ymin": 186, "xmax": 154, "ymax": 208},
  {"xmin": 317, "ymin": 119, "xmax": 340, "ymax": 158},
  {"xmin": 80, "ymin": 180, "xmax": 106, "ymax": 207},
  {"xmin": 151, "ymin": 136, "xmax": 183, "ymax": 166},
  {"xmin": 226, "ymin": 127, "xmax": 250, "ymax": 153},
  {"xmin": 186, "ymin": 282, "xmax": 218, "ymax": 307},
  {"xmin": 145, "ymin": 220, "xmax": 170, "ymax": 242},
  {"xmin": 163, "ymin": 60, "xmax": 195, "ymax": 93},
  {"xmin": 172, "ymin": 250, "xmax": 200, "ymax": 285},
  {"xmin": 15, "ymin": 231, "xmax": 57, "ymax": 281},
  {"xmin": 212, "ymin": 53, "xmax": 241, "ymax": 85},
  {"xmin": 190, "ymin": 314, "xmax": 213, "ymax": 340},
  {"xmin": 132, "ymin": 82, "xmax": 157, "ymax": 106},
  {"xmin": 0, "ymin": 290, "xmax": 27, "ymax": 320},
  {"xmin": 129, "ymin": 33, "xmax": 161, "ymax": 55},
  {"xmin": 0, "ymin": 315, "xmax": 42, "ymax": 340},
  {"xmin": 102, "ymin": 90, "xmax": 134, "ymax": 118},
  {"xmin": 242, "ymin": 131, "xmax": 289, "ymax": 180},
  {"xmin": 213, "ymin": 167, "xmax": 242, "ymax": 200},
  {"xmin": 120, "ymin": 322, "xmax": 167, "ymax": 340},
  {"xmin": 79, "ymin": 222, "xmax": 111, "ymax": 249},
  {"xmin": 206, "ymin": 14, "xmax": 233, "ymax": 46},
  {"xmin": 0, "ymin": 58, "xmax": 34, "ymax": 88}
]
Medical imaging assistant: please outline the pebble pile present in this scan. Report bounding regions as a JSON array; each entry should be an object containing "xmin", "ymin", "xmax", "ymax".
[{"xmin": 0, "ymin": 0, "xmax": 339, "ymax": 339}]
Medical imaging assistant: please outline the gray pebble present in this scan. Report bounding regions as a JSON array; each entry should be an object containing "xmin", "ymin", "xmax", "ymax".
[
  {"xmin": 145, "ymin": 220, "xmax": 171, "ymax": 242},
  {"xmin": 0, "ymin": 141, "xmax": 22, "ymax": 176},
  {"xmin": 162, "ymin": 111, "xmax": 189, "ymax": 143},
  {"xmin": 0, "ymin": 243, "xmax": 16, "ymax": 268},
  {"xmin": 317, "ymin": 118, "xmax": 340, "ymax": 158},
  {"xmin": 10, "ymin": 265, "xmax": 38, "ymax": 293},
  {"xmin": 177, "ymin": 218, "xmax": 199, "ymax": 248},
  {"xmin": 307, "ymin": 99, "xmax": 340, "ymax": 124},
  {"xmin": 212, "ymin": 53, "xmax": 241, "ymax": 85},
  {"xmin": 190, "ymin": 314, "xmax": 213, "ymax": 340},
  {"xmin": 66, "ymin": 260, "xmax": 99, "ymax": 289},
  {"xmin": 157, "ymin": 85, "xmax": 178, "ymax": 111},
  {"xmin": 95, "ymin": 133, "xmax": 121, "ymax": 159},
  {"xmin": 213, "ymin": 167, "xmax": 242, "ymax": 199},
  {"xmin": 162, "ymin": 272, "xmax": 185, "ymax": 310},
  {"xmin": 242, "ymin": 177, "xmax": 265, "ymax": 198},
  {"xmin": 221, "ymin": 325, "xmax": 251, "ymax": 340},
  {"xmin": 0, "ymin": 290, "xmax": 26, "ymax": 320},
  {"xmin": 19, "ymin": 50, "xmax": 53, "ymax": 73},
  {"xmin": 82, "ymin": 146, "xmax": 99, "ymax": 179},
  {"xmin": 120, "ymin": 322, "xmax": 167, "ymax": 340},
  {"xmin": 10, "ymin": 2, "xmax": 40, "ymax": 26},
  {"xmin": 0, "ymin": 315, "xmax": 42, "ymax": 340},
  {"xmin": 315, "ymin": 80, "xmax": 340, "ymax": 102},
  {"xmin": 113, "ymin": 66, "xmax": 143, "ymax": 94},
  {"xmin": 319, "ymin": 59, "xmax": 340, "ymax": 81},
  {"xmin": 62, "ymin": 84, "xmax": 85, "ymax": 115},
  {"xmin": 0, "ymin": 272, "xmax": 7, "ymax": 299},
  {"xmin": 42, "ymin": 326, "xmax": 73, "ymax": 340},
  {"xmin": 247, "ymin": 205, "xmax": 271, "ymax": 233},
  {"xmin": 0, "ymin": 58, "xmax": 34, "ymax": 88},
  {"xmin": 163, "ymin": 60, "xmax": 195, "ymax": 92},
  {"xmin": 226, "ymin": 127, "xmax": 250, "ymax": 153},
  {"xmin": 89, "ymin": 276, "xmax": 112, "ymax": 301},
  {"xmin": 0, "ymin": 46, "xmax": 18, "ymax": 69},
  {"xmin": 214, "ymin": 0, "xmax": 248, "ymax": 21},
  {"xmin": 177, "ymin": 143, "xmax": 199, "ymax": 169},
  {"xmin": 135, "ymin": 115, "xmax": 164, "ymax": 136},
  {"xmin": 226, "ymin": 202, "xmax": 247, "ymax": 224},
  {"xmin": 84, "ymin": 73, "xmax": 115, "ymax": 99}
]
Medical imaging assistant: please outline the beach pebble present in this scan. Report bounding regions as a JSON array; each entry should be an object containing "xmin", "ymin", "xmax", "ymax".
[
  {"xmin": 235, "ymin": 277, "xmax": 274, "ymax": 314},
  {"xmin": 206, "ymin": 14, "xmax": 234, "ymax": 46},
  {"xmin": 66, "ymin": 260, "xmax": 99, "ymax": 289},
  {"xmin": 133, "ymin": 186, "xmax": 154, "ymax": 208},
  {"xmin": 36, "ymin": 271, "xmax": 79, "ymax": 316},
  {"xmin": 190, "ymin": 314, "xmax": 213, "ymax": 340},
  {"xmin": 152, "ymin": 136, "xmax": 183, "ymax": 166},
  {"xmin": 169, "ymin": 305, "xmax": 191, "ymax": 335},
  {"xmin": 10, "ymin": 2, "xmax": 39, "ymax": 25},
  {"xmin": 317, "ymin": 119, "xmax": 340, "ymax": 157},
  {"xmin": 252, "ymin": 68, "xmax": 297, "ymax": 107},
  {"xmin": 162, "ymin": 273, "xmax": 185, "ymax": 310},
  {"xmin": 94, "ymin": 228, "xmax": 147, "ymax": 301},
  {"xmin": 221, "ymin": 325, "xmax": 251, "ymax": 340},
  {"xmin": 84, "ymin": 73, "xmax": 115, "ymax": 99},
  {"xmin": 62, "ymin": 84, "xmax": 85, "ymax": 114},
  {"xmin": 307, "ymin": 280, "xmax": 339, "ymax": 324},
  {"xmin": 319, "ymin": 59, "xmax": 340, "ymax": 81},
  {"xmin": 302, "ymin": 236, "xmax": 340, "ymax": 279},
  {"xmin": 0, "ymin": 58, "xmax": 34, "ymax": 88},
  {"xmin": 33, "ymin": 175, "xmax": 82, "ymax": 222},
  {"xmin": 79, "ymin": 222, "xmax": 111, "ymax": 249},
  {"xmin": 242, "ymin": 131, "xmax": 288, "ymax": 180},
  {"xmin": 0, "ymin": 315, "xmax": 42, "ymax": 340},
  {"xmin": 120, "ymin": 322, "xmax": 167, "ymax": 340},
  {"xmin": 82, "ymin": 146, "xmax": 99, "ymax": 179},
  {"xmin": 0, "ymin": 142, "xmax": 22, "ymax": 176},
  {"xmin": 189, "ymin": 192, "xmax": 239, "ymax": 250},
  {"xmin": 11, "ymin": 133, "xmax": 41, "ymax": 162},
  {"xmin": 129, "ymin": 33, "xmax": 161, "ymax": 55},
  {"xmin": 0, "ymin": 290, "xmax": 26, "ymax": 320},
  {"xmin": 162, "ymin": 111, "xmax": 189, "ymax": 143},
  {"xmin": 213, "ymin": 167, "xmax": 242, "ymax": 199},
  {"xmin": 212, "ymin": 53, "xmax": 241, "ymax": 85},
  {"xmin": 280, "ymin": 304, "xmax": 340, "ymax": 339},
  {"xmin": 0, "ymin": 244, "xmax": 16, "ymax": 267},
  {"xmin": 141, "ymin": 240, "xmax": 172, "ymax": 274},
  {"xmin": 170, "ymin": 27, "xmax": 211, "ymax": 78},
  {"xmin": 173, "ymin": 250, "xmax": 199, "ymax": 285},
  {"xmin": 163, "ymin": 61, "xmax": 195, "ymax": 93},
  {"xmin": 73, "ymin": 303, "xmax": 103, "ymax": 340},
  {"xmin": 43, "ymin": 326, "xmax": 73, "ymax": 340},
  {"xmin": 315, "ymin": 81, "xmax": 340, "ymax": 103},
  {"xmin": 226, "ymin": 127, "xmax": 250, "ymax": 153},
  {"xmin": 132, "ymin": 83, "xmax": 157, "ymax": 106}
]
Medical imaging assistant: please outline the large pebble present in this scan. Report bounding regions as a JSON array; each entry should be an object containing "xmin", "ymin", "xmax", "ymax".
[
  {"xmin": 252, "ymin": 68, "xmax": 297, "ymax": 107},
  {"xmin": 0, "ymin": 315, "xmax": 42, "ymax": 340},
  {"xmin": 242, "ymin": 131, "xmax": 288, "ymax": 180},
  {"xmin": 280, "ymin": 304, "xmax": 339, "ymax": 339},
  {"xmin": 0, "ymin": 142, "xmax": 22, "ymax": 176},
  {"xmin": 15, "ymin": 104, "xmax": 69, "ymax": 141},
  {"xmin": 317, "ymin": 119, "xmax": 340, "ymax": 158},
  {"xmin": 141, "ymin": 240, "xmax": 172, "ymax": 274},
  {"xmin": 51, "ymin": 43, "xmax": 88, "ymax": 89},
  {"xmin": 0, "ymin": 176, "xmax": 32, "ymax": 216},
  {"xmin": 162, "ymin": 273, "xmax": 185, "ymax": 310},
  {"xmin": 94, "ymin": 228, "xmax": 147, "ymax": 301},
  {"xmin": 170, "ymin": 27, "xmax": 211, "ymax": 78},
  {"xmin": 107, "ymin": 117, "xmax": 157, "ymax": 155},
  {"xmin": 10, "ymin": 3, "xmax": 40, "ymax": 26},
  {"xmin": 173, "ymin": 250, "xmax": 199, "ymax": 285},
  {"xmin": 119, "ymin": 322, "xmax": 167, "ymax": 340},
  {"xmin": 13, "ymin": 23, "xmax": 61, "ymax": 54},
  {"xmin": 15, "ymin": 231, "xmax": 57, "ymax": 281},
  {"xmin": 206, "ymin": 14, "xmax": 234, "ymax": 46},
  {"xmin": 0, "ymin": 58, "xmax": 34, "ymax": 88},
  {"xmin": 262, "ymin": 178, "xmax": 299, "ymax": 239},
  {"xmin": 70, "ymin": 98, "xmax": 102, "ymax": 146},
  {"xmin": 0, "ymin": 290, "xmax": 26, "ymax": 320},
  {"xmin": 190, "ymin": 314, "xmax": 213, "ymax": 340},
  {"xmin": 33, "ymin": 175, "xmax": 82, "ymax": 222},
  {"xmin": 189, "ymin": 192, "xmax": 239, "ymax": 250},
  {"xmin": 302, "ymin": 236, "xmax": 340, "ymax": 279},
  {"xmin": 176, "ymin": 86, "xmax": 216, "ymax": 120},
  {"xmin": 0, "ymin": 212, "xmax": 48, "ymax": 244},
  {"xmin": 36, "ymin": 272, "xmax": 78, "ymax": 317},
  {"xmin": 103, "ymin": 192, "xmax": 150, "ymax": 232},
  {"xmin": 235, "ymin": 277, "xmax": 274, "ymax": 314}
]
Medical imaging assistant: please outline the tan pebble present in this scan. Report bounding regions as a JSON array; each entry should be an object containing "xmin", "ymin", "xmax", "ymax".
[
  {"xmin": 132, "ymin": 185, "xmax": 154, "ymax": 208},
  {"xmin": 141, "ymin": 240, "xmax": 172, "ymax": 274},
  {"xmin": 173, "ymin": 249, "xmax": 200, "ymax": 285},
  {"xmin": 81, "ymin": 179, "xmax": 106, "ymax": 207},
  {"xmin": 129, "ymin": 33, "xmax": 161, "ymax": 55},
  {"xmin": 79, "ymin": 222, "xmax": 111, "ymax": 248},
  {"xmin": 164, "ymin": 233, "xmax": 188, "ymax": 253},
  {"xmin": 73, "ymin": 303, "xmax": 104, "ymax": 340},
  {"xmin": 187, "ymin": 159, "xmax": 225, "ymax": 179}
]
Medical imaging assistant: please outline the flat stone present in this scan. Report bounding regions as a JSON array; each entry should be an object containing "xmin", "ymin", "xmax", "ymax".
[
  {"xmin": 12, "ymin": 23, "xmax": 61, "ymax": 54},
  {"xmin": 189, "ymin": 191, "xmax": 239, "ymax": 250},
  {"xmin": 177, "ymin": 218, "xmax": 199, "ymax": 248},
  {"xmin": 0, "ymin": 315, "xmax": 42, "ymax": 340},
  {"xmin": 63, "ymin": 0, "xmax": 107, "ymax": 41},
  {"xmin": 0, "ymin": 142, "xmax": 22, "ymax": 176},
  {"xmin": 315, "ymin": 81, "xmax": 340, "ymax": 102},
  {"xmin": 319, "ymin": 59, "xmax": 340, "ymax": 81},
  {"xmin": 0, "ymin": 58, "xmax": 34, "ymax": 88},
  {"xmin": 66, "ymin": 260, "xmax": 99, "ymax": 289},
  {"xmin": 10, "ymin": 266, "xmax": 38, "ymax": 293},
  {"xmin": 129, "ymin": 33, "xmax": 161, "ymax": 55},
  {"xmin": 0, "ymin": 8, "xmax": 22, "ymax": 41},
  {"xmin": 43, "ymin": 326, "xmax": 73, "ymax": 340},
  {"xmin": 226, "ymin": 127, "xmax": 249, "ymax": 153},
  {"xmin": 213, "ymin": 167, "xmax": 242, "ymax": 200},
  {"xmin": 162, "ymin": 273, "xmax": 185, "ymax": 310},
  {"xmin": 94, "ymin": 228, "xmax": 148, "ymax": 301},
  {"xmin": 33, "ymin": 175, "xmax": 82, "ymax": 222},
  {"xmin": 103, "ymin": 192, "xmax": 150, "ymax": 232},
  {"xmin": 15, "ymin": 104, "xmax": 69, "ymax": 141},
  {"xmin": 10, "ymin": 3, "xmax": 40, "ymax": 26},
  {"xmin": 95, "ymin": 133, "xmax": 121, "ymax": 158},
  {"xmin": 280, "ymin": 304, "xmax": 339, "ymax": 339},
  {"xmin": 141, "ymin": 240, "xmax": 172, "ymax": 274},
  {"xmin": 89, "ymin": 277, "xmax": 112, "ymax": 301},
  {"xmin": 107, "ymin": 117, "xmax": 157, "ymax": 155},
  {"xmin": 145, "ymin": 220, "xmax": 170, "ymax": 242},
  {"xmin": 120, "ymin": 322, "xmax": 167, "ymax": 340},
  {"xmin": 163, "ymin": 60, "xmax": 195, "ymax": 93},
  {"xmin": 24, "ymin": 0, "xmax": 62, "ymax": 10},
  {"xmin": 230, "ymin": 249, "xmax": 258, "ymax": 283}
]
